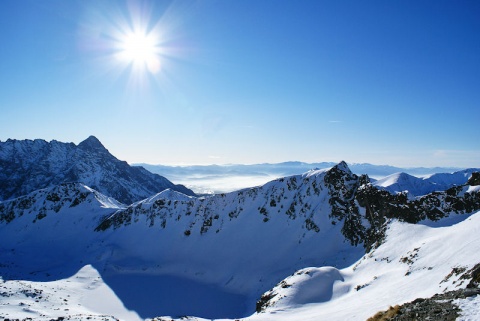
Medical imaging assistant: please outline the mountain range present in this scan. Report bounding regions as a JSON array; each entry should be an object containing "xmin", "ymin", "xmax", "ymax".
[
  {"xmin": 0, "ymin": 136, "xmax": 195, "ymax": 204},
  {"xmin": 1, "ymin": 141, "xmax": 480, "ymax": 321},
  {"xmin": 137, "ymin": 162, "xmax": 475, "ymax": 195},
  {"xmin": 1, "ymin": 137, "xmax": 479, "ymax": 320}
]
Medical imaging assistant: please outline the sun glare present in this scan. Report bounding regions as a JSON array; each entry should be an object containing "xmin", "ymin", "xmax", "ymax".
[
  {"xmin": 88, "ymin": 1, "xmax": 186, "ymax": 88},
  {"xmin": 118, "ymin": 31, "xmax": 161, "ymax": 74}
]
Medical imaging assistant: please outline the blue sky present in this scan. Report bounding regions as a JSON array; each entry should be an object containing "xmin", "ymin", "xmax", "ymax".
[{"xmin": 0, "ymin": 0, "xmax": 479, "ymax": 167}]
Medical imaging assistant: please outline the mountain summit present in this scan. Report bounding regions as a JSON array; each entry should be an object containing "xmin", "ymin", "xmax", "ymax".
[
  {"xmin": 77, "ymin": 135, "xmax": 108, "ymax": 152},
  {"xmin": 0, "ymin": 136, "xmax": 195, "ymax": 204}
]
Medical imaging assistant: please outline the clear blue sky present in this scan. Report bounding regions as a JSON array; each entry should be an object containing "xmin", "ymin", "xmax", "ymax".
[{"xmin": 1, "ymin": 0, "xmax": 479, "ymax": 167}]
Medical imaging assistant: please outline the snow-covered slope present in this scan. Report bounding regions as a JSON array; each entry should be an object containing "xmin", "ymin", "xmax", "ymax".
[
  {"xmin": 373, "ymin": 168, "xmax": 479, "ymax": 197},
  {"xmin": 0, "ymin": 136, "xmax": 195, "ymax": 204},
  {"xmin": 0, "ymin": 183, "xmax": 123, "ymax": 280},
  {"xmin": 426, "ymin": 168, "xmax": 479, "ymax": 188},
  {"xmin": 253, "ymin": 210, "xmax": 480, "ymax": 320},
  {"xmin": 373, "ymin": 172, "xmax": 437, "ymax": 196},
  {"xmin": 0, "ymin": 162, "xmax": 479, "ymax": 320}
]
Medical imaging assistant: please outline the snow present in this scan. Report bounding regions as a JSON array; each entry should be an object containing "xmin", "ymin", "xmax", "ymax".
[
  {"xmin": 0, "ymin": 162, "xmax": 479, "ymax": 321},
  {"xmin": 249, "ymin": 210, "xmax": 480, "ymax": 321},
  {"xmin": 94, "ymin": 165, "xmax": 367, "ymax": 312},
  {"xmin": 101, "ymin": 273, "xmax": 250, "ymax": 319},
  {"xmin": 456, "ymin": 295, "xmax": 480, "ymax": 321},
  {"xmin": 373, "ymin": 169, "xmax": 479, "ymax": 197},
  {"xmin": 4, "ymin": 245, "xmax": 477, "ymax": 321},
  {"xmin": 0, "ymin": 265, "xmax": 141, "ymax": 321},
  {"xmin": 426, "ymin": 169, "xmax": 477, "ymax": 187},
  {"xmin": 260, "ymin": 266, "xmax": 346, "ymax": 309},
  {"xmin": 0, "ymin": 164, "xmax": 365, "ymax": 320},
  {"xmin": 304, "ymin": 167, "xmax": 329, "ymax": 178},
  {"xmin": 133, "ymin": 188, "xmax": 194, "ymax": 206},
  {"xmin": 468, "ymin": 185, "xmax": 480, "ymax": 193},
  {"xmin": 374, "ymin": 172, "xmax": 438, "ymax": 197}
]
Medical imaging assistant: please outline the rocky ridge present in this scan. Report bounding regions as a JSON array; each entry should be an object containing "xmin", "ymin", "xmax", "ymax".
[{"xmin": 0, "ymin": 182, "xmax": 122, "ymax": 225}]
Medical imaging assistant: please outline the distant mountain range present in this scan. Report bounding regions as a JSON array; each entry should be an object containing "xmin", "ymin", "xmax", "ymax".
[
  {"xmin": 137, "ymin": 161, "xmax": 466, "ymax": 178},
  {"xmin": 137, "ymin": 161, "xmax": 478, "ymax": 195},
  {"xmin": 0, "ymin": 136, "xmax": 195, "ymax": 204}
]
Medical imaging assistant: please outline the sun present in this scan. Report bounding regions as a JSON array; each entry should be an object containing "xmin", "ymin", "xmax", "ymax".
[
  {"xmin": 118, "ymin": 31, "xmax": 161, "ymax": 74},
  {"xmin": 121, "ymin": 32, "xmax": 155, "ymax": 63}
]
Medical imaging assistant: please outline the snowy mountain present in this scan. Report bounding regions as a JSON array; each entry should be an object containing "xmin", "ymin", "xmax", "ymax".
[
  {"xmin": 0, "ymin": 136, "xmax": 195, "ymax": 204},
  {"xmin": 1, "ymin": 162, "xmax": 479, "ymax": 320},
  {"xmin": 373, "ymin": 168, "xmax": 479, "ymax": 197}
]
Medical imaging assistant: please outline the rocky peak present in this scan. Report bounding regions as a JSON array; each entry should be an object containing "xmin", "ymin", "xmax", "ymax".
[
  {"xmin": 467, "ymin": 172, "xmax": 480, "ymax": 186},
  {"xmin": 324, "ymin": 161, "xmax": 357, "ymax": 184},
  {"xmin": 334, "ymin": 160, "xmax": 351, "ymax": 172},
  {"xmin": 77, "ymin": 135, "xmax": 109, "ymax": 154},
  {"xmin": 324, "ymin": 161, "xmax": 358, "ymax": 203},
  {"xmin": 0, "ymin": 137, "xmax": 195, "ymax": 203}
]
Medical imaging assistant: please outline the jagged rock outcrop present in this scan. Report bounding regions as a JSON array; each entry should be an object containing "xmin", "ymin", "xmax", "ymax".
[
  {"xmin": 367, "ymin": 289, "xmax": 480, "ymax": 321},
  {"xmin": 0, "ymin": 136, "xmax": 195, "ymax": 204},
  {"xmin": 355, "ymin": 178, "xmax": 480, "ymax": 250}
]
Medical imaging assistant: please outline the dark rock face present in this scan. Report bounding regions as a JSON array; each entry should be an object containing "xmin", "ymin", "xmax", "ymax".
[
  {"xmin": 324, "ymin": 162, "xmax": 365, "ymax": 246},
  {"xmin": 368, "ymin": 288, "xmax": 480, "ymax": 321},
  {"xmin": 465, "ymin": 263, "xmax": 480, "ymax": 288},
  {"xmin": 368, "ymin": 259, "xmax": 480, "ymax": 321},
  {"xmin": 468, "ymin": 172, "xmax": 480, "ymax": 186},
  {"xmin": 323, "ymin": 166, "xmax": 480, "ymax": 251},
  {"xmin": 0, "ymin": 136, "xmax": 195, "ymax": 204}
]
